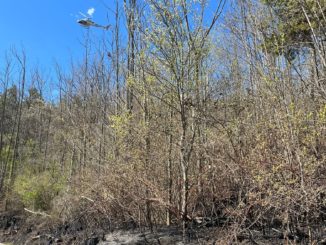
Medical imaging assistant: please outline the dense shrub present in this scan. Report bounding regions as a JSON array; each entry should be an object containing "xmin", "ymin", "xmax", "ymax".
[{"xmin": 13, "ymin": 169, "xmax": 65, "ymax": 211}]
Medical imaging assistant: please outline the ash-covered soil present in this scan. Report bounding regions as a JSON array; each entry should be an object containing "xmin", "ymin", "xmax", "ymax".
[{"xmin": 1, "ymin": 210, "xmax": 325, "ymax": 244}]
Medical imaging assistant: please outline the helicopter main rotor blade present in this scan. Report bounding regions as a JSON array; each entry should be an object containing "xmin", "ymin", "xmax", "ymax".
[{"xmin": 79, "ymin": 12, "xmax": 89, "ymax": 18}]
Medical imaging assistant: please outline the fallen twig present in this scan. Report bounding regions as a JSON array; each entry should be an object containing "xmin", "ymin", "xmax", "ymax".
[
  {"xmin": 81, "ymin": 195, "xmax": 95, "ymax": 203},
  {"xmin": 24, "ymin": 208, "xmax": 51, "ymax": 217}
]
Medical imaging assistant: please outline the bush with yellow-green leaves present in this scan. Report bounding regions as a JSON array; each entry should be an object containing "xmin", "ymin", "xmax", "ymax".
[{"xmin": 13, "ymin": 169, "xmax": 66, "ymax": 211}]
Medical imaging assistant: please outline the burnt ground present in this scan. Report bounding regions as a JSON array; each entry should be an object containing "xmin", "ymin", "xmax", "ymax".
[
  {"xmin": 0, "ymin": 209, "xmax": 106, "ymax": 245},
  {"xmin": 0, "ymin": 210, "xmax": 326, "ymax": 244}
]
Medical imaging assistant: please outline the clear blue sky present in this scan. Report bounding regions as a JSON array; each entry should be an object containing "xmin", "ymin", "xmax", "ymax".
[
  {"xmin": 0, "ymin": 0, "xmax": 229, "ymax": 68},
  {"xmin": 0, "ymin": 0, "xmax": 229, "ymax": 99},
  {"xmin": 0, "ymin": 0, "xmax": 114, "ymax": 70}
]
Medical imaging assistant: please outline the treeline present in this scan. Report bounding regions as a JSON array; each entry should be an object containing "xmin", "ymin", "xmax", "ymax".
[{"xmin": 0, "ymin": 0, "xmax": 325, "ymax": 243}]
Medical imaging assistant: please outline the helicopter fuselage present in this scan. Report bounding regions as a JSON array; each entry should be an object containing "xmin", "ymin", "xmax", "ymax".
[
  {"xmin": 77, "ymin": 19, "xmax": 95, "ymax": 27},
  {"xmin": 77, "ymin": 18, "xmax": 110, "ymax": 30}
]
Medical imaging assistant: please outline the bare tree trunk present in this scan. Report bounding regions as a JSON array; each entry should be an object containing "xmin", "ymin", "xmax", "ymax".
[
  {"xmin": 166, "ymin": 109, "xmax": 173, "ymax": 226},
  {"xmin": 115, "ymin": 0, "xmax": 121, "ymax": 113},
  {"xmin": 180, "ymin": 106, "xmax": 189, "ymax": 240},
  {"xmin": 43, "ymin": 110, "xmax": 51, "ymax": 170},
  {"xmin": 5, "ymin": 50, "xmax": 26, "ymax": 210},
  {"xmin": 125, "ymin": 0, "xmax": 136, "ymax": 113},
  {"xmin": 0, "ymin": 59, "xmax": 11, "ymax": 194}
]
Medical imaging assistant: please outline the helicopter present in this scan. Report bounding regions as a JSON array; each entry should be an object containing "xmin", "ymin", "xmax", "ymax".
[{"xmin": 77, "ymin": 12, "xmax": 110, "ymax": 30}]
